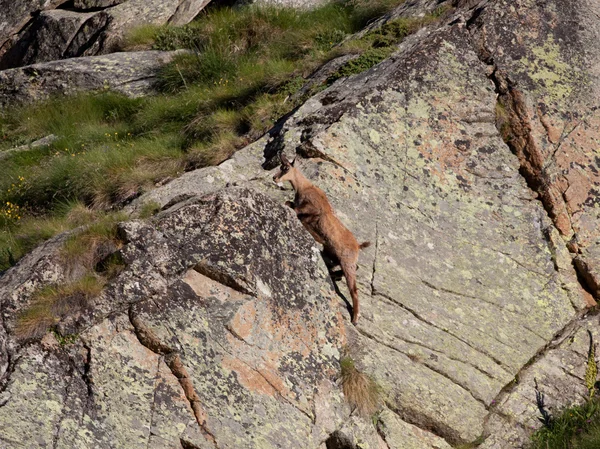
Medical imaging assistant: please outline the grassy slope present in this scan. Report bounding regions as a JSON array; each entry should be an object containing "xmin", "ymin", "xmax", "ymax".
[{"xmin": 0, "ymin": 0, "xmax": 443, "ymax": 270}]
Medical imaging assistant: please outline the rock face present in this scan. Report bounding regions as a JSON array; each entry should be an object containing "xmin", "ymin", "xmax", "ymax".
[
  {"xmin": 0, "ymin": 51, "xmax": 181, "ymax": 108},
  {"xmin": 0, "ymin": 0, "xmax": 210, "ymax": 70},
  {"xmin": 0, "ymin": 10, "xmax": 97, "ymax": 69},
  {"xmin": 0, "ymin": 0, "xmax": 67, "ymax": 60},
  {"xmin": 74, "ymin": 0, "xmax": 127, "ymax": 9},
  {"xmin": 0, "ymin": 189, "xmax": 353, "ymax": 448},
  {"xmin": 1, "ymin": 0, "xmax": 600, "ymax": 448},
  {"xmin": 235, "ymin": 0, "xmax": 328, "ymax": 8}
]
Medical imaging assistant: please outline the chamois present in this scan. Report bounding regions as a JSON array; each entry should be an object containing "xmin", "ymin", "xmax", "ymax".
[{"xmin": 273, "ymin": 153, "xmax": 370, "ymax": 324}]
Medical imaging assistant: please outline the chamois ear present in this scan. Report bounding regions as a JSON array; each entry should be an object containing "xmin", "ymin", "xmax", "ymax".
[
  {"xmin": 280, "ymin": 153, "xmax": 291, "ymax": 165},
  {"xmin": 291, "ymin": 157, "xmax": 296, "ymax": 166}
]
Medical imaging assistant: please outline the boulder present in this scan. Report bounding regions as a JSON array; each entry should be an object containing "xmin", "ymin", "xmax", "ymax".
[
  {"xmin": 0, "ymin": 0, "xmax": 210, "ymax": 69},
  {"xmin": 1, "ymin": 0, "xmax": 600, "ymax": 447},
  {"xmin": 0, "ymin": 0, "xmax": 67, "ymax": 60},
  {"xmin": 73, "ymin": 0, "xmax": 127, "ymax": 9},
  {"xmin": 0, "ymin": 188, "xmax": 352, "ymax": 448},
  {"xmin": 126, "ymin": 0, "xmax": 599, "ymax": 445},
  {"xmin": 0, "ymin": 10, "xmax": 97, "ymax": 69},
  {"xmin": 0, "ymin": 51, "xmax": 181, "ymax": 108}
]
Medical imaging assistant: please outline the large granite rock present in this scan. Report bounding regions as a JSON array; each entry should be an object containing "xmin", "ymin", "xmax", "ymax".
[
  {"xmin": 0, "ymin": 0, "xmax": 67, "ymax": 63},
  {"xmin": 0, "ymin": 51, "xmax": 181, "ymax": 108},
  {"xmin": 0, "ymin": 0, "xmax": 210, "ymax": 70},
  {"xmin": 0, "ymin": 188, "xmax": 362, "ymax": 448},
  {"xmin": 1, "ymin": 0, "xmax": 600, "ymax": 447},
  {"xmin": 0, "ymin": 10, "xmax": 97, "ymax": 69},
  {"xmin": 126, "ymin": 0, "xmax": 599, "ymax": 446}
]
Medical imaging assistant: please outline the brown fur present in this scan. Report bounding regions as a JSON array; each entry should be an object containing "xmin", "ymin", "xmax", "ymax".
[{"xmin": 273, "ymin": 154, "xmax": 369, "ymax": 324}]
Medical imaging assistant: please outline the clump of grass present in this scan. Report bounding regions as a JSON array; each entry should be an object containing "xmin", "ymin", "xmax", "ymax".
[
  {"xmin": 328, "ymin": 15, "xmax": 441, "ymax": 83},
  {"xmin": 0, "ymin": 202, "xmax": 123, "ymax": 271},
  {"xmin": 340, "ymin": 355, "xmax": 382, "ymax": 416},
  {"xmin": 495, "ymin": 100, "xmax": 512, "ymax": 143},
  {"xmin": 61, "ymin": 211, "xmax": 127, "ymax": 270},
  {"xmin": 327, "ymin": 47, "xmax": 393, "ymax": 83},
  {"xmin": 119, "ymin": 24, "xmax": 163, "ymax": 51},
  {"xmin": 138, "ymin": 200, "xmax": 162, "ymax": 219},
  {"xmin": 530, "ymin": 398, "xmax": 600, "ymax": 449},
  {"xmin": 529, "ymin": 331, "xmax": 600, "ymax": 449},
  {"xmin": 15, "ymin": 274, "xmax": 105, "ymax": 341}
]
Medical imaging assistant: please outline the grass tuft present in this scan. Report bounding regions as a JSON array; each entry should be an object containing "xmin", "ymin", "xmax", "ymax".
[
  {"xmin": 529, "ymin": 331, "xmax": 600, "ymax": 449},
  {"xmin": 15, "ymin": 274, "xmax": 105, "ymax": 341},
  {"xmin": 138, "ymin": 200, "xmax": 162, "ymax": 219},
  {"xmin": 340, "ymin": 355, "xmax": 382, "ymax": 416},
  {"xmin": 61, "ymin": 211, "xmax": 127, "ymax": 271}
]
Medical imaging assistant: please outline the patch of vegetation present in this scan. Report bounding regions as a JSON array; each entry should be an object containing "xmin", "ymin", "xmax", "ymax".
[
  {"xmin": 328, "ymin": 14, "xmax": 447, "ymax": 84},
  {"xmin": 52, "ymin": 329, "xmax": 79, "ymax": 346},
  {"xmin": 138, "ymin": 200, "xmax": 162, "ymax": 219},
  {"xmin": 15, "ymin": 274, "xmax": 105, "ymax": 341},
  {"xmin": 327, "ymin": 47, "xmax": 394, "ymax": 83},
  {"xmin": 0, "ymin": 202, "xmax": 126, "ymax": 271},
  {"xmin": 61, "ymin": 211, "xmax": 126, "ymax": 271},
  {"xmin": 340, "ymin": 355, "xmax": 382, "ymax": 416},
  {"xmin": 495, "ymin": 100, "xmax": 512, "ymax": 143},
  {"xmin": 0, "ymin": 0, "xmax": 446, "ymax": 269},
  {"xmin": 529, "ymin": 330, "xmax": 600, "ymax": 449}
]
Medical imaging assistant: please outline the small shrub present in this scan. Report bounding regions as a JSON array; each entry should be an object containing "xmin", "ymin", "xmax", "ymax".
[
  {"xmin": 15, "ymin": 274, "xmax": 105, "ymax": 340},
  {"xmin": 340, "ymin": 355, "xmax": 382, "ymax": 416},
  {"xmin": 52, "ymin": 330, "xmax": 78, "ymax": 346}
]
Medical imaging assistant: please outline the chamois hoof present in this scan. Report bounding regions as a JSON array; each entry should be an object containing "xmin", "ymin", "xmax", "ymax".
[{"xmin": 351, "ymin": 315, "xmax": 359, "ymax": 326}]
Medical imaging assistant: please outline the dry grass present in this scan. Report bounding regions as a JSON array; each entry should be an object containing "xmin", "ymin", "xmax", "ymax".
[
  {"xmin": 60, "ymin": 212, "xmax": 127, "ymax": 270},
  {"xmin": 340, "ymin": 355, "xmax": 382, "ymax": 416},
  {"xmin": 15, "ymin": 274, "xmax": 105, "ymax": 340}
]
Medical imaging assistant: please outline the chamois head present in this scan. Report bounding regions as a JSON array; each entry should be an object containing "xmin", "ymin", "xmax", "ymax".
[{"xmin": 273, "ymin": 152, "xmax": 296, "ymax": 184}]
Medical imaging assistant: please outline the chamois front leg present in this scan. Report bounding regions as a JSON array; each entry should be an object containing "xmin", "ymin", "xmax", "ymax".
[{"xmin": 293, "ymin": 201, "xmax": 320, "ymax": 219}]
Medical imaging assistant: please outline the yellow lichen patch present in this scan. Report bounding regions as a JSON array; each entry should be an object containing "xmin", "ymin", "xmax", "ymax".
[{"xmin": 524, "ymin": 35, "xmax": 581, "ymax": 105}]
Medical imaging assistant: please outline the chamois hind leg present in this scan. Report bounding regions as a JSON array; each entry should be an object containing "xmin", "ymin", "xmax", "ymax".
[{"xmin": 341, "ymin": 259, "xmax": 359, "ymax": 325}]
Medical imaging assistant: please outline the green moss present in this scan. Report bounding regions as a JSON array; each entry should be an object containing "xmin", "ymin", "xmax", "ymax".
[{"xmin": 327, "ymin": 14, "xmax": 445, "ymax": 84}]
